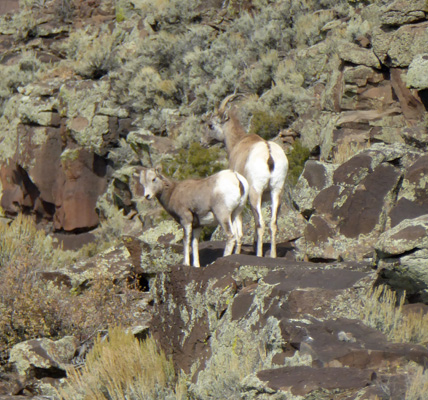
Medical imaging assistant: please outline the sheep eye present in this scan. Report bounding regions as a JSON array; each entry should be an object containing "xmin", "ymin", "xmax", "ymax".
[{"xmin": 152, "ymin": 177, "xmax": 157, "ymax": 182}]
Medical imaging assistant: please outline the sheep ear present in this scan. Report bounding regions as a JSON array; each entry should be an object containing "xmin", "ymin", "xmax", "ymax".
[
  {"xmin": 133, "ymin": 166, "xmax": 144, "ymax": 178},
  {"xmin": 154, "ymin": 165, "xmax": 163, "ymax": 175},
  {"xmin": 222, "ymin": 110, "xmax": 230, "ymax": 122}
]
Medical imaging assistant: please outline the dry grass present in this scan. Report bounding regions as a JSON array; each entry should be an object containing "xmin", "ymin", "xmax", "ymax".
[
  {"xmin": 405, "ymin": 365, "xmax": 428, "ymax": 400},
  {"xmin": 362, "ymin": 285, "xmax": 428, "ymax": 346},
  {"xmin": 0, "ymin": 215, "xmax": 143, "ymax": 365},
  {"xmin": 0, "ymin": 214, "xmax": 56, "ymax": 267},
  {"xmin": 57, "ymin": 327, "xmax": 187, "ymax": 400},
  {"xmin": 331, "ymin": 137, "xmax": 371, "ymax": 164},
  {"xmin": 361, "ymin": 286, "xmax": 428, "ymax": 399}
]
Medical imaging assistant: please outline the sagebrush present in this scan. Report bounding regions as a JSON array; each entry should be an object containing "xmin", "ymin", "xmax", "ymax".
[{"xmin": 57, "ymin": 327, "xmax": 187, "ymax": 400}]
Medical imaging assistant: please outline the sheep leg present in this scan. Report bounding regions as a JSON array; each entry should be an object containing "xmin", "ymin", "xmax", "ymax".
[
  {"xmin": 232, "ymin": 213, "xmax": 243, "ymax": 254},
  {"xmin": 270, "ymin": 190, "xmax": 281, "ymax": 258},
  {"xmin": 219, "ymin": 217, "xmax": 236, "ymax": 256},
  {"xmin": 249, "ymin": 189, "xmax": 264, "ymax": 257},
  {"xmin": 191, "ymin": 227, "xmax": 202, "ymax": 268},
  {"xmin": 182, "ymin": 223, "xmax": 192, "ymax": 266}
]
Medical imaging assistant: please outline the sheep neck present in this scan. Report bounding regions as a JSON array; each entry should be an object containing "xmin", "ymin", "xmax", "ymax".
[
  {"xmin": 156, "ymin": 177, "xmax": 177, "ymax": 212},
  {"xmin": 224, "ymin": 115, "xmax": 246, "ymax": 156}
]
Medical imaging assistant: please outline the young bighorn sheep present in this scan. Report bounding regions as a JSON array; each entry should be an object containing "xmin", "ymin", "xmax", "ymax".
[
  {"xmin": 139, "ymin": 167, "xmax": 249, "ymax": 268},
  {"xmin": 206, "ymin": 95, "xmax": 289, "ymax": 258}
]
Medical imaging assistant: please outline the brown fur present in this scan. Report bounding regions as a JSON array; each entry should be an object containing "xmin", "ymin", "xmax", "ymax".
[
  {"xmin": 208, "ymin": 101, "xmax": 288, "ymax": 258},
  {"xmin": 140, "ymin": 168, "xmax": 248, "ymax": 267}
]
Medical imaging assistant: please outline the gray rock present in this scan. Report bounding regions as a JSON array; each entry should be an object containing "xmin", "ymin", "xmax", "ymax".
[
  {"xmin": 302, "ymin": 150, "xmax": 402, "ymax": 260},
  {"xmin": 406, "ymin": 53, "xmax": 428, "ymax": 90},
  {"xmin": 337, "ymin": 41, "xmax": 381, "ymax": 69},
  {"xmin": 376, "ymin": 216, "xmax": 428, "ymax": 302},
  {"xmin": 151, "ymin": 255, "xmax": 427, "ymax": 399},
  {"xmin": 372, "ymin": 22, "xmax": 428, "ymax": 67},
  {"xmin": 9, "ymin": 336, "xmax": 79, "ymax": 378},
  {"xmin": 402, "ymin": 126, "xmax": 428, "ymax": 150},
  {"xmin": 376, "ymin": 215, "xmax": 428, "ymax": 257},
  {"xmin": 387, "ymin": 153, "xmax": 428, "ymax": 228},
  {"xmin": 380, "ymin": 0, "xmax": 428, "ymax": 26},
  {"xmin": 255, "ymin": 366, "xmax": 376, "ymax": 396},
  {"xmin": 343, "ymin": 65, "xmax": 384, "ymax": 87},
  {"xmin": 293, "ymin": 160, "xmax": 337, "ymax": 216}
]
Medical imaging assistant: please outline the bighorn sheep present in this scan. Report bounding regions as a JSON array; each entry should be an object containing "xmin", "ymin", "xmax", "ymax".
[
  {"xmin": 139, "ymin": 167, "xmax": 249, "ymax": 268},
  {"xmin": 206, "ymin": 95, "xmax": 289, "ymax": 258}
]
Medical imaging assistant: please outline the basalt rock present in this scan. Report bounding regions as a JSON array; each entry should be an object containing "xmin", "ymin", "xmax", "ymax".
[
  {"xmin": 375, "ymin": 215, "xmax": 428, "ymax": 303},
  {"xmin": 292, "ymin": 143, "xmax": 428, "ymax": 262},
  {"xmin": 7, "ymin": 336, "xmax": 78, "ymax": 396},
  {"xmin": 292, "ymin": 160, "xmax": 337, "ymax": 217},
  {"xmin": 387, "ymin": 153, "xmax": 428, "ymax": 228},
  {"xmin": 150, "ymin": 254, "xmax": 428, "ymax": 399}
]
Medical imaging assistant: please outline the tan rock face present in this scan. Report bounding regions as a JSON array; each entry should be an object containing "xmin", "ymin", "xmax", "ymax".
[
  {"xmin": 53, "ymin": 149, "xmax": 107, "ymax": 231},
  {"xmin": 0, "ymin": 144, "xmax": 108, "ymax": 232},
  {"xmin": 0, "ymin": 0, "xmax": 19, "ymax": 16}
]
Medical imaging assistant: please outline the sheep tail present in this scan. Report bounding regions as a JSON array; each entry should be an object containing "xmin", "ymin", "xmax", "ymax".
[
  {"xmin": 267, "ymin": 142, "xmax": 274, "ymax": 172},
  {"xmin": 234, "ymin": 172, "xmax": 248, "ymax": 200}
]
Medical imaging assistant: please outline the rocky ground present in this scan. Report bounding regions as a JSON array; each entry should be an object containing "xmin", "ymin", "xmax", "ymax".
[{"xmin": 0, "ymin": 0, "xmax": 428, "ymax": 399}]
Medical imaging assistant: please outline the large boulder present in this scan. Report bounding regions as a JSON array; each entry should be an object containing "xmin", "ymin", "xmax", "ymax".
[
  {"xmin": 53, "ymin": 148, "xmax": 108, "ymax": 231},
  {"xmin": 337, "ymin": 41, "xmax": 381, "ymax": 69},
  {"xmin": 372, "ymin": 22, "xmax": 428, "ymax": 68},
  {"xmin": 387, "ymin": 154, "xmax": 428, "ymax": 229},
  {"xmin": 9, "ymin": 336, "xmax": 78, "ymax": 379},
  {"xmin": 379, "ymin": 0, "xmax": 428, "ymax": 26},
  {"xmin": 293, "ymin": 144, "xmax": 426, "ymax": 261},
  {"xmin": 406, "ymin": 53, "xmax": 428, "ymax": 91},
  {"xmin": 375, "ymin": 215, "xmax": 428, "ymax": 303},
  {"xmin": 251, "ymin": 366, "xmax": 377, "ymax": 398},
  {"xmin": 292, "ymin": 160, "xmax": 337, "ymax": 217},
  {"xmin": 295, "ymin": 146, "xmax": 402, "ymax": 260}
]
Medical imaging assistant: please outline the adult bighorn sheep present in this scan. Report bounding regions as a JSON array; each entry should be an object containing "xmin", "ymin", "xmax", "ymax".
[
  {"xmin": 206, "ymin": 94, "xmax": 289, "ymax": 258},
  {"xmin": 139, "ymin": 167, "xmax": 249, "ymax": 268}
]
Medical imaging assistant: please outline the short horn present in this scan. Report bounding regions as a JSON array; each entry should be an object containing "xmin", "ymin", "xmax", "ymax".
[{"xmin": 218, "ymin": 91, "xmax": 240, "ymax": 116}]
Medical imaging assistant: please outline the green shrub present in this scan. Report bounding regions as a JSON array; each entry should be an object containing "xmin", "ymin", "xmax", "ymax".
[
  {"xmin": 63, "ymin": 26, "xmax": 126, "ymax": 79},
  {"xmin": 241, "ymin": 79, "xmax": 311, "ymax": 139},
  {"xmin": 0, "ymin": 261, "xmax": 140, "ymax": 361},
  {"xmin": 115, "ymin": 6, "xmax": 126, "ymax": 22},
  {"xmin": 161, "ymin": 142, "xmax": 226, "ymax": 180},
  {"xmin": 12, "ymin": 10, "xmax": 39, "ymax": 41},
  {"xmin": 0, "ymin": 214, "xmax": 57, "ymax": 268},
  {"xmin": 294, "ymin": 9, "xmax": 335, "ymax": 47},
  {"xmin": 55, "ymin": 0, "xmax": 74, "ymax": 22},
  {"xmin": 287, "ymin": 139, "xmax": 311, "ymax": 185},
  {"xmin": 0, "ymin": 52, "xmax": 44, "ymax": 113},
  {"xmin": 242, "ymin": 50, "xmax": 280, "ymax": 95},
  {"xmin": 250, "ymin": 109, "xmax": 289, "ymax": 140}
]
